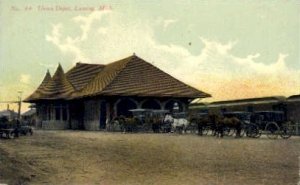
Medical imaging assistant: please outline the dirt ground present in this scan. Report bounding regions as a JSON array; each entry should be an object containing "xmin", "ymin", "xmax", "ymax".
[{"xmin": 0, "ymin": 130, "xmax": 299, "ymax": 185}]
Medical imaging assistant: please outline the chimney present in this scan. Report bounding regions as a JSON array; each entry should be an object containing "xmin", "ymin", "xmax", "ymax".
[{"xmin": 7, "ymin": 104, "xmax": 9, "ymax": 110}]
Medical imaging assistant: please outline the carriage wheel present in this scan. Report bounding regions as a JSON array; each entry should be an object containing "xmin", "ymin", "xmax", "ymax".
[
  {"xmin": 191, "ymin": 121, "xmax": 198, "ymax": 134},
  {"xmin": 207, "ymin": 126, "xmax": 216, "ymax": 136},
  {"xmin": 118, "ymin": 118, "xmax": 126, "ymax": 132},
  {"xmin": 223, "ymin": 127, "xmax": 235, "ymax": 136},
  {"xmin": 202, "ymin": 127, "xmax": 209, "ymax": 135},
  {"xmin": 142, "ymin": 123, "xmax": 151, "ymax": 132},
  {"xmin": 24, "ymin": 130, "xmax": 28, "ymax": 136},
  {"xmin": 254, "ymin": 130, "xmax": 262, "ymax": 138},
  {"xmin": 8, "ymin": 131, "xmax": 15, "ymax": 139},
  {"xmin": 107, "ymin": 119, "xmax": 116, "ymax": 131},
  {"xmin": 187, "ymin": 125, "xmax": 195, "ymax": 134},
  {"xmin": 265, "ymin": 122, "xmax": 280, "ymax": 139},
  {"xmin": 239, "ymin": 127, "xmax": 246, "ymax": 137},
  {"xmin": 280, "ymin": 125, "xmax": 292, "ymax": 139},
  {"xmin": 159, "ymin": 126, "xmax": 165, "ymax": 133},
  {"xmin": 222, "ymin": 127, "xmax": 230, "ymax": 136},
  {"xmin": 246, "ymin": 123, "xmax": 261, "ymax": 138}
]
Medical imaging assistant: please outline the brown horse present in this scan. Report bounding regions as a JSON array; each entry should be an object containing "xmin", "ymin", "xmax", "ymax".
[
  {"xmin": 215, "ymin": 116, "xmax": 242, "ymax": 138},
  {"xmin": 189, "ymin": 114, "xmax": 217, "ymax": 136},
  {"xmin": 191, "ymin": 114, "xmax": 242, "ymax": 137}
]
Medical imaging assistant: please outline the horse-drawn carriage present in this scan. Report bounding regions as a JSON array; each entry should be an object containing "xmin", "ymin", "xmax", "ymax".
[
  {"xmin": 164, "ymin": 112, "xmax": 190, "ymax": 133},
  {"xmin": 222, "ymin": 111, "xmax": 261, "ymax": 138},
  {"xmin": 189, "ymin": 112, "xmax": 244, "ymax": 137},
  {"xmin": 0, "ymin": 117, "xmax": 33, "ymax": 139},
  {"xmin": 107, "ymin": 109, "xmax": 294, "ymax": 139},
  {"xmin": 250, "ymin": 111, "xmax": 293, "ymax": 139},
  {"xmin": 191, "ymin": 111, "xmax": 293, "ymax": 139},
  {"xmin": 0, "ymin": 117, "xmax": 18, "ymax": 138},
  {"xmin": 107, "ymin": 109, "xmax": 169, "ymax": 133}
]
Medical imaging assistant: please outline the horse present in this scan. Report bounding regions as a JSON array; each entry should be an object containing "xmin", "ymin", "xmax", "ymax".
[
  {"xmin": 214, "ymin": 115, "xmax": 242, "ymax": 138},
  {"xmin": 190, "ymin": 114, "xmax": 242, "ymax": 138},
  {"xmin": 106, "ymin": 116, "xmax": 129, "ymax": 132},
  {"xmin": 189, "ymin": 114, "xmax": 217, "ymax": 136},
  {"xmin": 163, "ymin": 114, "xmax": 189, "ymax": 133},
  {"xmin": 149, "ymin": 116, "xmax": 163, "ymax": 133}
]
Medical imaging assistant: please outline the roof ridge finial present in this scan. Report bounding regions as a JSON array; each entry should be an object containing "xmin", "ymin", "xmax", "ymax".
[
  {"xmin": 46, "ymin": 69, "xmax": 51, "ymax": 77},
  {"xmin": 57, "ymin": 63, "xmax": 64, "ymax": 70},
  {"xmin": 133, "ymin": 52, "xmax": 136, "ymax": 56},
  {"xmin": 53, "ymin": 63, "xmax": 64, "ymax": 76}
]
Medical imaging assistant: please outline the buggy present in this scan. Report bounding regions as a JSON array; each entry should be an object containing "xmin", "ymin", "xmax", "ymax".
[
  {"xmin": 108, "ymin": 109, "xmax": 169, "ymax": 133},
  {"xmin": 222, "ymin": 111, "xmax": 260, "ymax": 138},
  {"xmin": 0, "ymin": 117, "xmax": 19, "ymax": 139},
  {"xmin": 250, "ymin": 111, "xmax": 293, "ymax": 139}
]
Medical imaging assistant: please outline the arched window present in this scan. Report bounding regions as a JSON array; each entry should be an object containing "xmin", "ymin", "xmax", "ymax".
[
  {"xmin": 141, "ymin": 99, "xmax": 161, "ymax": 110},
  {"xmin": 164, "ymin": 100, "xmax": 184, "ymax": 112},
  {"xmin": 116, "ymin": 98, "xmax": 138, "ymax": 117}
]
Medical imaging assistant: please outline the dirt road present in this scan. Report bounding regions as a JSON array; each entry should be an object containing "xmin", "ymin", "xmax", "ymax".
[{"xmin": 0, "ymin": 130, "xmax": 299, "ymax": 185}]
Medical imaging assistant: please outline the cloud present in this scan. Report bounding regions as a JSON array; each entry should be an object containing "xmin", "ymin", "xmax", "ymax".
[
  {"xmin": 20, "ymin": 74, "xmax": 31, "ymax": 84},
  {"xmin": 163, "ymin": 19, "xmax": 177, "ymax": 30},
  {"xmin": 39, "ymin": 62, "xmax": 56, "ymax": 69},
  {"xmin": 98, "ymin": 27, "xmax": 108, "ymax": 34},
  {"xmin": 72, "ymin": 10, "xmax": 111, "ymax": 41},
  {"xmin": 180, "ymin": 38, "xmax": 300, "ymax": 100},
  {"xmin": 45, "ymin": 11, "xmax": 300, "ymax": 101},
  {"xmin": 46, "ymin": 23, "xmax": 89, "ymax": 63}
]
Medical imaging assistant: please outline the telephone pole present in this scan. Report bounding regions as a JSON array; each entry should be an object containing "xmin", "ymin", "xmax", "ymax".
[{"xmin": 17, "ymin": 91, "xmax": 23, "ymax": 120}]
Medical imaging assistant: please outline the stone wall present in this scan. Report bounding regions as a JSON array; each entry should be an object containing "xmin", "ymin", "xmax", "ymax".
[
  {"xmin": 41, "ymin": 120, "xmax": 69, "ymax": 130},
  {"xmin": 70, "ymin": 120, "xmax": 80, "ymax": 129},
  {"xmin": 83, "ymin": 99, "xmax": 101, "ymax": 130}
]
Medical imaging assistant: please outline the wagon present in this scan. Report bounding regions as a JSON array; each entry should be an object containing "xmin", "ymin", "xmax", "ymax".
[
  {"xmin": 19, "ymin": 125, "xmax": 33, "ymax": 136},
  {"xmin": 222, "ymin": 111, "xmax": 261, "ymax": 138},
  {"xmin": 151, "ymin": 110, "xmax": 170, "ymax": 133},
  {"xmin": 0, "ymin": 117, "xmax": 33, "ymax": 139},
  {"xmin": 188, "ymin": 112, "xmax": 211, "ymax": 134},
  {"xmin": 0, "ymin": 128, "xmax": 17, "ymax": 139},
  {"xmin": 250, "ymin": 111, "xmax": 293, "ymax": 139},
  {"xmin": 0, "ymin": 117, "xmax": 18, "ymax": 139},
  {"xmin": 111, "ymin": 109, "xmax": 169, "ymax": 133}
]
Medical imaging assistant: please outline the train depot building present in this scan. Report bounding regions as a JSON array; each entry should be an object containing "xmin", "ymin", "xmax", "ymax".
[{"xmin": 24, "ymin": 55, "xmax": 210, "ymax": 130}]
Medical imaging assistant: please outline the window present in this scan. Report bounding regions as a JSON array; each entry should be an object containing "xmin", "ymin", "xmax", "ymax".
[
  {"xmin": 62, "ymin": 107, "xmax": 68, "ymax": 121},
  {"xmin": 47, "ymin": 107, "xmax": 51, "ymax": 120},
  {"xmin": 41, "ymin": 106, "xmax": 47, "ymax": 120},
  {"xmin": 55, "ymin": 107, "xmax": 61, "ymax": 120}
]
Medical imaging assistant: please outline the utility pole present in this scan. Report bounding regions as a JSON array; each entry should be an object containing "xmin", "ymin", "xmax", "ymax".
[{"xmin": 17, "ymin": 91, "xmax": 22, "ymax": 120}]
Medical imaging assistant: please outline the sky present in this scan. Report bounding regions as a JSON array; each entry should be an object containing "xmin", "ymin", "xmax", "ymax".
[{"xmin": 0, "ymin": 0, "xmax": 299, "ymax": 112}]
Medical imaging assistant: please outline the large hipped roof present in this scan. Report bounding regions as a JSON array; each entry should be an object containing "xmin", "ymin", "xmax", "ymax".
[{"xmin": 24, "ymin": 55, "xmax": 211, "ymax": 102}]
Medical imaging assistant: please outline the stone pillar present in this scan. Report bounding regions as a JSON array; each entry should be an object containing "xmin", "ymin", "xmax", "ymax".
[
  {"xmin": 84, "ymin": 99, "xmax": 101, "ymax": 130},
  {"xmin": 60, "ymin": 104, "xmax": 63, "ymax": 122},
  {"xmin": 106, "ymin": 102, "xmax": 111, "ymax": 124},
  {"xmin": 113, "ymin": 99, "xmax": 121, "ymax": 116}
]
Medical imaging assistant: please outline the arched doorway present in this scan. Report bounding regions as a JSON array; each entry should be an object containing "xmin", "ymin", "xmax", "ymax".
[
  {"xmin": 116, "ymin": 98, "xmax": 138, "ymax": 117},
  {"xmin": 141, "ymin": 99, "xmax": 161, "ymax": 110},
  {"xmin": 164, "ymin": 100, "xmax": 184, "ymax": 113}
]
